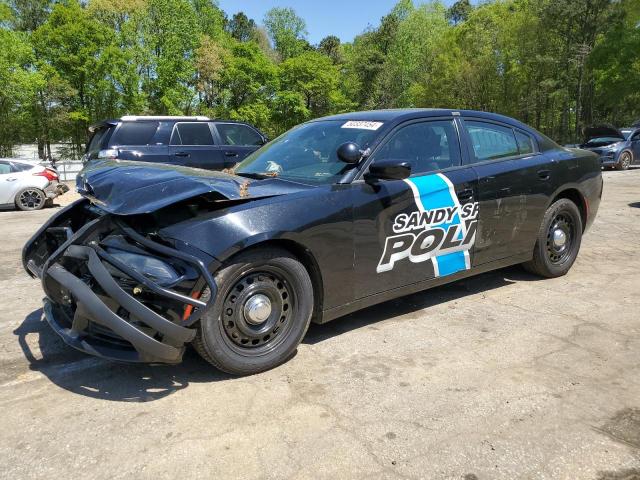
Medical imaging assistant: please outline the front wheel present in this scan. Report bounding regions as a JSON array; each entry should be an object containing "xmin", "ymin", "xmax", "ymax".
[
  {"xmin": 616, "ymin": 151, "xmax": 632, "ymax": 170},
  {"xmin": 523, "ymin": 198, "xmax": 583, "ymax": 278},
  {"xmin": 193, "ymin": 247, "xmax": 313, "ymax": 375}
]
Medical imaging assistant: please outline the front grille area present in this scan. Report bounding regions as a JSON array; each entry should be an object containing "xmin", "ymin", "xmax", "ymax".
[{"xmin": 28, "ymin": 204, "xmax": 218, "ymax": 363}]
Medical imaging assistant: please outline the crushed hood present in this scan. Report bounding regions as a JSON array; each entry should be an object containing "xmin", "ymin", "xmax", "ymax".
[
  {"xmin": 76, "ymin": 160, "xmax": 313, "ymax": 215},
  {"xmin": 583, "ymin": 124, "xmax": 625, "ymax": 142}
]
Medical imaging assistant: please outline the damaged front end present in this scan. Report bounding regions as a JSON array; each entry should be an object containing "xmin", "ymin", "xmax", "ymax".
[{"xmin": 23, "ymin": 199, "xmax": 218, "ymax": 363}]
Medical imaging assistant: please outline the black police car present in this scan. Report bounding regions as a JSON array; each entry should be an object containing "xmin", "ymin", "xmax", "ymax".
[
  {"xmin": 84, "ymin": 116, "xmax": 268, "ymax": 170},
  {"xmin": 24, "ymin": 109, "xmax": 602, "ymax": 375}
]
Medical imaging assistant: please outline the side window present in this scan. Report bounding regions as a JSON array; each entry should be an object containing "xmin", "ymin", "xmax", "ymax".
[
  {"xmin": 11, "ymin": 162, "xmax": 34, "ymax": 172},
  {"xmin": 373, "ymin": 120, "xmax": 461, "ymax": 175},
  {"xmin": 465, "ymin": 121, "xmax": 519, "ymax": 161},
  {"xmin": 216, "ymin": 123, "xmax": 263, "ymax": 146},
  {"xmin": 515, "ymin": 130, "xmax": 535, "ymax": 155},
  {"xmin": 0, "ymin": 161, "xmax": 11, "ymax": 174},
  {"xmin": 632, "ymin": 131, "xmax": 640, "ymax": 141},
  {"xmin": 110, "ymin": 122, "xmax": 159, "ymax": 145},
  {"xmin": 171, "ymin": 123, "xmax": 214, "ymax": 146},
  {"xmin": 86, "ymin": 127, "xmax": 111, "ymax": 153}
]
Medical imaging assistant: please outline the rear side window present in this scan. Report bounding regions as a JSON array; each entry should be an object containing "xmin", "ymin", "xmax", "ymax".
[
  {"xmin": 466, "ymin": 121, "xmax": 519, "ymax": 161},
  {"xmin": 0, "ymin": 161, "xmax": 11, "ymax": 174},
  {"xmin": 111, "ymin": 122, "xmax": 159, "ymax": 146},
  {"xmin": 515, "ymin": 130, "xmax": 535, "ymax": 155},
  {"xmin": 11, "ymin": 162, "xmax": 34, "ymax": 172},
  {"xmin": 216, "ymin": 123, "xmax": 263, "ymax": 146},
  {"xmin": 171, "ymin": 123, "xmax": 214, "ymax": 146},
  {"xmin": 87, "ymin": 127, "xmax": 111, "ymax": 153}
]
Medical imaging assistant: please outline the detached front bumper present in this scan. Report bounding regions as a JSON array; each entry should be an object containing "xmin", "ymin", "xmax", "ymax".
[{"xmin": 24, "ymin": 201, "xmax": 217, "ymax": 363}]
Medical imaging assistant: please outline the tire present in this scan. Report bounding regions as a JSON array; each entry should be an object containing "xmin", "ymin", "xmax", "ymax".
[
  {"xmin": 193, "ymin": 247, "xmax": 313, "ymax": 375},
  {"xmin": 616, "ymin": 151, "xmax": 632, "ymax": 170},
  {"xmin": 15, "ymin": 188, "xmax": 46, "ymax": 211},
  {"xmin": 523, "ymin": 198, "xmax": 583, "ymax": 278}
]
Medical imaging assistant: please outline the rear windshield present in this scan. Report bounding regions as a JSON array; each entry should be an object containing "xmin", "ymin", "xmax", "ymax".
[{"xmin": 111, "ymin": 121, "xmax": 159, "ymax": 145}]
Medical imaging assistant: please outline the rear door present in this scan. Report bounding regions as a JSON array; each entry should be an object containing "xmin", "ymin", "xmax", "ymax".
[
  {"xmin": 169, "ymin": 122, "xmax": 225, "ymax": 170},
  {"xmin": 353, "ymin": 118, "xmax": 479, "ymax": 299},
  {"xmin": 212, "ymin": 123, "xmax": 266, "ymax": 164},
  {"xmin": 460, "ymin": 118, "xmax": 552, "ymax": 265}
]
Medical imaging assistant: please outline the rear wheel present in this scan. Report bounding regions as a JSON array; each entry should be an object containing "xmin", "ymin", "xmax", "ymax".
[
  {"xmin": 15, "ymin": 188, "xmax": 46, "ymax": 211},
  {"xmin": 523, "ymin": 198, "xmax": 582, "ymax": 278},
  {"xmin": 616, "ymin": 151, "xmax": 632, "ymax": 170},
  {"xmin": 193, "ymin": 247, "xmax": 313, "ymax": 375}
]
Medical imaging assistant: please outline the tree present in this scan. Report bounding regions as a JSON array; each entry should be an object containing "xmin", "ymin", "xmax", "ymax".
[
  {"xmin": 32, "ymin": 0, "xmax": 111, "ymax": 154},
  {"xmin": 446, "ymin": 0, "xmax": 472, "ymax": 25},
  {"xmin": 318, "ymin": 35, "xmax": 341, "ymax": 63},
  {"xmin": 6, "ymin": 0, "xmax": 52, "ymax": 31},
  {"xmin": 191, "ymin": 0, "xmax": 226, "ymax": 39},
  {"xmin": 263, "ymin": 7, "xmax": 307, "ymax": 61},
  {"xmin": 195, "ymin": 35, "xmax": 227, "ymax": 109},
  {"xmin": 227, "ymin": 12, "xmax": 256, "ymax": 42},
  {"xmin": 279, "ymin": 51, "xmax": 353, "ymax": 122},
  {"xmin": 143, "ymin": 0, "xmax": 199, "ymax": 113}
]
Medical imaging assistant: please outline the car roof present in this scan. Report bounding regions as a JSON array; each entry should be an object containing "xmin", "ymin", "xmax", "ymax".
[
  {"xmin": 316, "ymin": 108, "xmax": 533, "ymax": 129},
  {"xmin": 88, "ymin": 116, "xmax": 254, "ymax": 132},
  {"xmin": 0, "ymin": 157, "xmax": 37, "ymax": 165}
]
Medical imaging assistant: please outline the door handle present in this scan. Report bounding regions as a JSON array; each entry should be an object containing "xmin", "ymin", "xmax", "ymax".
[
  {"xmin": 6, "ymin": 177, "xmax": 17, "ymax": 181},
  {"xmin": 456, "ymin": 188, "xmax": 474, "ymax": 202},
  {"xmin": 224, "ymin": 151, "xmax": 239, "ymax": 157},
  {"xmin": 174, "ymin": 151, "xmax": 189, "ymax": 157},
  {"xmin": 537, "ymin": 169, "xmax": 551, "ymax": 180}
]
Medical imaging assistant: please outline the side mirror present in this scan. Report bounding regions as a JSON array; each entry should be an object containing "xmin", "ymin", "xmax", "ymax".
[
  {"xmin": 364, "ymin": 160, "xmax": 411, "ymax": 183},
  {"xmin": 337, "ymin": 142, "xmax": 362, "ymax": 164},
  {"xmin": 260, "ymin": 136, "xmax": 269, "ymax": 145}
]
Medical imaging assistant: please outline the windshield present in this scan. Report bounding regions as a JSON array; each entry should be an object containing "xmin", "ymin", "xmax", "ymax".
[
  {"xmin": 585, "ymin": 136, "xmax": 622, "ymax": 145},
  {"xmin": 234, "ymin": 120, "xmax": 384, "ymax": 184}
]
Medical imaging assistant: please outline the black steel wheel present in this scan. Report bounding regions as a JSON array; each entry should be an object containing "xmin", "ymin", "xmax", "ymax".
[
  {"xmin": 15, "ymin": 188, "xmax": 46, "ymax": 211},
  {"xmin": 523, "ymin": 198, "xmax": 583, "ymax": 278},
  {"xmin": 193, "ymin": 247, "xmax": 313, "ymax": 375},
  {"xmin": 546, "ymin": 212, "xmax": 575, "ymax": 265},
  {"xmin": 616, "ymin": 151, "xmax": 632, "ymax": 171}
]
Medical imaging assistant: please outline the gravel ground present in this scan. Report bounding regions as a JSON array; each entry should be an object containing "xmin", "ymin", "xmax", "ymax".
[{"xmin": 0, "ymin": 170, "xmax": 639, "ymax": 479}]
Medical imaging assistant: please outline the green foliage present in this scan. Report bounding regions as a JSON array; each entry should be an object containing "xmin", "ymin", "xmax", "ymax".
[
  {"xmin": 0, "ymin": 0, "xmax": 638, "ymax": 156},
  {"xmin": 263, "ymin": 7, "xmax": 307, "ymax": 61},
  {"xmin": 227, "ymin": 12, "xmax": 256, "ymax": 42}
]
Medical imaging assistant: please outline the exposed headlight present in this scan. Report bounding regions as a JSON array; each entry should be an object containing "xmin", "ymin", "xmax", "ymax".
[{"xmin": 107, "ymin": 249, "xmax": 181, "ymax": 286}]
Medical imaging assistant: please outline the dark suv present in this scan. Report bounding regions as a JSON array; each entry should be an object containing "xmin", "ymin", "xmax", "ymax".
[{"xmin": 84, "ymin": 116, "xmax": 268, "ymax": 170}]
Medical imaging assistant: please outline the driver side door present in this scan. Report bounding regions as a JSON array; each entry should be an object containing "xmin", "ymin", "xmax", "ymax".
[{"xmin": 352, "ymin": 118, "xmax": 479, "ymax": 300}]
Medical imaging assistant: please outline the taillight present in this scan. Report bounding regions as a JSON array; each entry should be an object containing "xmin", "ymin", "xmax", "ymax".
[{"xmin": 34, "ymin": 168, "xmax": 58, "ymax": 182}]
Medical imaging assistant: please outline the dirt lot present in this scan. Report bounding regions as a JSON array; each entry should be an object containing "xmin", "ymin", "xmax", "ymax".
[{"xmin": 1, "ymin": 170, "xmax": 640, "ymax": 480}]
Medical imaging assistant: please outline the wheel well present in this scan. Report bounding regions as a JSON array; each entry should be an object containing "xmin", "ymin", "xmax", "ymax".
[
  {"xmin": 243, "ymin": 239, "xmax": 324, "ymax": 321},
  {"xmin": 551, "ymin": 188, "xmax": 587, "ymax": 231}
]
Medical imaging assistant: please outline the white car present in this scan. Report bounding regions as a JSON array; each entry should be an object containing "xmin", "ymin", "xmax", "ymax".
[{"xmin": 0, "ymin": 158, "xmax": 69, "ymax": 211}]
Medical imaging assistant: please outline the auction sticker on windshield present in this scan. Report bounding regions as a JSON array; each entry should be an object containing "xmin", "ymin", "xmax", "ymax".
[{"xmin": 341, "ymin": 121, "xmax": 384, "ymax": 130}]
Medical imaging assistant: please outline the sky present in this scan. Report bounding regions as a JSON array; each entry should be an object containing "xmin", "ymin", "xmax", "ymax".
[{"xmin": 216, "ymin": 0, "xmax": 457, "ymax": 45}]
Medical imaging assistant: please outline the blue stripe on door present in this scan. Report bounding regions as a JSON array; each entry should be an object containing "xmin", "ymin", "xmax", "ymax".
[{"xmin": 405, "ymin": 174, "xmax": 468, "ymax": 277}]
